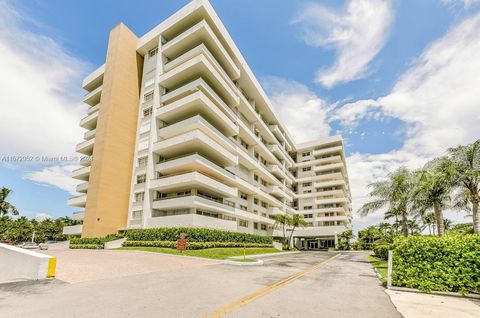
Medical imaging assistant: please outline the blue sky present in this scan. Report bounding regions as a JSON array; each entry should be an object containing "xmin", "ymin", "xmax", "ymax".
[{"xmin": 1, "ymin": 0, "xmax": 479, "ymax": 229}]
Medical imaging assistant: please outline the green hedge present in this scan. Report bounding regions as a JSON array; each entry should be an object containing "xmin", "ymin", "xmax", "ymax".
[
  {"xmin": 124, "ymin": 227, "xmax": 273, "ymax": 244},
  {"xmin": 373, "ymin": 244, "xmax": 390, "ymax": 261},
  {"xmin": 69, "ymin": 244, "xmax": 104, "ymax": 249},
  {"xmin": 123, "ymin": 240, "xmax": 272, "ymax": 249},
  {"xmin": 69, "ymin": 234, "xmax": 123, "ymax": 249},
  {"xmin": 392, "ymin": 235, "xmax": 480, "ymax": 294}
]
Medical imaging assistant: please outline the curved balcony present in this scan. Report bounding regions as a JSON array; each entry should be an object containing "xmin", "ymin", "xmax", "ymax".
[
  {"xmin": 71, "ymin": 166, "xmax": 90, "ymax": 181},
  {"xmin": 76, "ymin": 138, "xmax": 95, "ymax": 155}
]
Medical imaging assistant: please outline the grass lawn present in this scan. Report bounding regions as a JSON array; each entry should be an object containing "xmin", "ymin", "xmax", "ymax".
[
  {"xmin": 368, "ymin": 255, "xmax": 388, "ymax": 285},
  {"xmin": 118, "ymin": 247, "xmax": 282, "ymax": 260}
]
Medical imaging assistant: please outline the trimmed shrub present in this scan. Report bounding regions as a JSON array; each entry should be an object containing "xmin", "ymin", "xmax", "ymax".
[
  {"xmin": 124, "ymin": 227, "xmax": 273, "ymax": 244},
  {"xmin": 69, "ymin": 244, "xmax": 103, "ymax": 249},
  {"xmin": 122, "ymin": 240, "xmax": 272, "ymax": 249},
  {"xmin": 69, "ymin": 234, "xmax": 123, "ymax": 249},
  {"xmin": 373, "ymin": 244, "xmax": 390, "ymax": 261},
  {"xmin": 392, "ymin": 235, "xmax": 480, "ymax": 294}
]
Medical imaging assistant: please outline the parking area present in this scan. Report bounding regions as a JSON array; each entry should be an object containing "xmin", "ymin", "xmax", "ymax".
[{"xmin": 0, "ymin": 250, "xmax": 401, "ymax": 318}]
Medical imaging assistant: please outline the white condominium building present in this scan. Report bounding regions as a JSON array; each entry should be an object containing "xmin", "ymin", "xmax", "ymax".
[{"xmin": 65, "ymin": 0, "xmax": 352, "ymax": 250}]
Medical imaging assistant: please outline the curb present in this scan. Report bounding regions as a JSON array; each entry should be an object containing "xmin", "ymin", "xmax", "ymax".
[
  {"xmin": 222, "ymin": 259, "xmax": 264, "ymax": 266},
  {"xmin": 388, "ymin": 286, "xmax": 480, "ymax": 300},
  {"xmin": 229, "ymin": 251, "xmax": 300, "ymax": 260}
]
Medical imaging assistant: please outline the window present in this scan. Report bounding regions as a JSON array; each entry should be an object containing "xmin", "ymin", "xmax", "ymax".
[
  {"xmin": 304, "ymin": 206, "xmax": 313, "ymax": 210},
  {"xmin": 304, "ymin": 214, "xmax": 313, "ymax": 219},
  {"xmin": 261, "ymin": 202, "xmax": 267, "ymax": 208},
  {"xmin": 261, "ymin": 224, "xmax": 267, "ymax": 231},
  {"xmin": 261, "ymin": 179, "xmax": 267, "ymax": 186},
  {"xmin": 253, "ymin": 222, "xmax": 258, "ymax": 230},
  {"xmin": 240, "ymin": 138, "xmax": 249, "ymax": 150},
  {"xmin": 239, "ymin": 220, "xmax": 248, "ymax": 227},
  {"xmin": 240, "ymin": 205, "xmax": 248, "ymax": 211},
  {"xmin": 143, "ymin": 107, "xmax": 152, "ymax": 118},
  {"xmin": 302, "ymin": 152, "xmax": 311, "ymax": 157},
  {"xmin": 240, "ymin": 192, "xmax": 248, "ymax": 200},
  {"xmin": 254, "ymin": 174, "xmax": 259, "ymax": 182},
  {"xmin": 135, "ymin": 192, "xmax": 144, "ymax": 202},
  {"xmin": 302, "ymin": 167, "xmax": 311, "ymax": 172},
  {"xmin": 136, "ymin": 174, "xmax": 146, "ymax": 184},
  {"xmin": 302, "ymin": 182, "xmax": 312, "ymax": 187},
  {"xmin": 137, "ymin": 156, "xmax": 147, "ymax": 167},
  {"xmin": 148, "ymin": 47, "xmax": 158, "ymax": 58},
  {"xmin": 303, "ymin": 190, "xmax": 312, "ymax": 194},
  {"xmin": 144, "ymin": 91, "xmax": 154, "ymax": 102},
  {"xmin": 254, "ymin": 198, "xmax": 259, "ymax": 205},
  {"xmin": 132, "ymin": 211, "xmax": 142, "ymax": 219}
]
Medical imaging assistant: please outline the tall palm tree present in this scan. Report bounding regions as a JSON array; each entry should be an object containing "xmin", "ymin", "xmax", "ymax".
[
  {"xmin": 358, "ymin": 167, "xmax": 414, "ymax": 237},
  {"xmin": 448, "ymin": 140, "xmax": 480, "ymax": 233},
  {"xmin": 421, "ymin": 212, "xmax": 436, "ymax": 235},
  {"xmin": 413, "ymin": 157, "xmax": 456, "ymax": 236},
  {"xmin": 288, "ymin": 214, "xmax": 307, "ymax": 247},
  {"xmin": 274, "ymin": 214, "xmax": 291, "ymax": 249},
  {"xmin": 0, "ymin": 187, "xmax": 19, "ymax": 216}
]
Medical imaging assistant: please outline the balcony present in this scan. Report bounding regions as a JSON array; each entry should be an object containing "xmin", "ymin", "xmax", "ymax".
[
  {"xmin": 150, "ymin": 171, "xmax": 237, "ymax": 198},
  {"xmin": 156, "ymin": 154, "xmax": 235, "ymax": 184},
  {"xmin": 162, "ymin": 78, "xmax": 236, "ymax": 121},
  {"xmin": 297, "ymin": 172, "xmax": 344, "ymax": 183},
  {"xmin": 72, "ymin": 211, "xmax": 85, "ymax": 221},
  {"xmin": 76, "ymin": 138, "xmax": 95, "ymax": 155},
  {"xmin": 153, "ymin": 130, "xmax": 238, "ymax": 167},
  {"xmin": 162, "ymin": 20, "xmax": 240, "ymax": 80},
  {"xmin": 80, "ymin": 110, "xmax": 98, "ymax": 130},
  {"xmin": 71, "ymin": 166, "xmax": 90, "ymax": 181},
  {"xmin": 315, "ymin": 197, "xmax": 349, "ymax": 205},
  {"xmin": 83, "ymin": 64, "xmax": 105, "ymax": 91},
  {"xmin": 80, "ymin": 156, "xmax": 92, "ymax": 167},
  {"xmin": 151, "ymin": 195, "xmax": 235, "ymax": 216},
  {"xmin": 159, "ymin": 115, "xmax": 237, "ymax": 156},
  {"xmin": 296, "ymin": 155, "xmax": 342, "ymax": 168},
  {"xmin": 266, "ymin": 185, "xmax": 292, "ymax": 201},
  {"xmin": 292, "ymin": 225, "xmax": 349, "ymax": 237},
  {"xmin": 159, "ymin": 53, "xmax": 239, "ymax": 107},
  {"xmin": 314, "ymin": 179, "xmax": 346, "ymax": 188},
  {"xmin": 76, "ymin": 182, "xmax": 88, "ymax": 193},
  {"xmin": 62, "ymin": 225, "xmax": 83, "ymax": 235},
  {"xmin": 83, "ymin": 85, "xmax": 103, "ymax": 106},
  {"xmin": 67, "ymin": 194, "xmax": 87, "ymax": 208},
  {"xmin": 314, "ymin": 162, "xmax": 344, "ymax": 173},
  {"xmin": 158, "ymin": 90, "xmax": 238, "ymax": 136},
  {"xmin": 313, "ymin": 146, "xmax": 343, "ymax": 158}
]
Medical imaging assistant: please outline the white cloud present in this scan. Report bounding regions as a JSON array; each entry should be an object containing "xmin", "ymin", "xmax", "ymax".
[
  {"xmin": 262, "ymin": 76, "xmax": 331, "ymax": 143},
  {"xmin": 0, "ymin": 0, "xmax": 87, "ymax": 158},
  {"xmin": 23, "ymin": 165, "xmax": 79, "ymax": 195},
  {"xmin": 441, "ymin": 0, "xmax": 480, "ymax": 8},
  {"xmin": 333, "ymin": 12, "xmax": 480, "ymax": 229},
  {"xmin": 35, "ymin": 212, "xmax": 54, "ymax": 221},
  {"xmin": 293, "ymin": 0, "xmax": 393, "ymax": 88}
]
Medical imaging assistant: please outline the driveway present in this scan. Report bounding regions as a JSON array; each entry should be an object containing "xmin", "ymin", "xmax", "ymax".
[{"xmin": 0, "ymin": 250, "xmax": 401, "ymax": 318}]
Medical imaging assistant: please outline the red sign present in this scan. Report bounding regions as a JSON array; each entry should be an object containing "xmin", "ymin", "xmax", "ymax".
[{"xmin": 176, "ymin": 233, "xmax": 187, "ymax": 251}]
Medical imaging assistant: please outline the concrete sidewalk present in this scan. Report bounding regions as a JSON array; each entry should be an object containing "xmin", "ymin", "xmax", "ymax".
[{"xmin": 387, "ymin": 289, "xmax": 480, "ymax": 318}]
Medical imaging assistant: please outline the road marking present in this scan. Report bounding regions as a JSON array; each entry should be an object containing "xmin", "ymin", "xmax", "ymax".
[{"xmin": 203, "ymin": 253, "xmax": 340, "ymax": 318}]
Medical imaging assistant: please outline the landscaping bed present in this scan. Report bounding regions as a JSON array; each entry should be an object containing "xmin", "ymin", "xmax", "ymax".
[{"xmin": 69, "ymin": 234, "xmax": 123, "ymax": 249}]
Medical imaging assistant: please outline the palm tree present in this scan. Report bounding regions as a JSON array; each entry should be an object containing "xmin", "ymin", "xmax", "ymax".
[
  {"xmin": 274, "ymin": 214, "xmax": 291, "ymax": 249},
  {"xmin": 287, "ymin": 214, "xmax": 307, "ymax": 247},
  {"xmin": 413, "ymin": 157, "xmax": 456, "ymax": 236},
  {"xmin": 358, "ymin": 167, "xmax": 414, "ymax": 237},
  {"xmin": 448, "ymin": 140, "xmax": 480, "ymax": 233},
  {"xmin": 421, "ymin": 212, "xmax": 436, "ymax": 235},
  {"xmin": 0, "ymin": 187, "xmax": 19, "ymax": 216}
]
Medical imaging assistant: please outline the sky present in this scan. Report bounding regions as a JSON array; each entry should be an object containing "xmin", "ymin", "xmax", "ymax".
[{"xmin": 0, "ymin": 0, "xmax": 479, "ymax": 230}]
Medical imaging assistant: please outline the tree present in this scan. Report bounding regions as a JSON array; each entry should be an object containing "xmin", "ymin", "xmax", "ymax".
[
  {"xmin": 448, "ymin": 140, "xmax": 480, "ymax": 233},
  {"xmin": 413, "ymin": 157, "xmax": 456, "ymax": 236},
  {"xmin": 358, "ymin": 167, "xmax": 414, "ymax": 237},
  {"xmin": 337, "ymin": 230, "xmax": 354, "ymax": 250},
  {"xmin": 274, "ymin": 214, "xmax": 291, "ymax": 250},
  {"xmin": 357, "ymin": 226, "xmax": 382, "ymax": 250},
  {"xmin": 0, "ymin": 187, "xmax": 19, "ymax": 216},
  {"xmin": 287, "ymin": 214, "xmax": 307, "ymax": 248},
  {"xmin": 421, "ymin": 212, "xmax": 436, "ymax": 235}
]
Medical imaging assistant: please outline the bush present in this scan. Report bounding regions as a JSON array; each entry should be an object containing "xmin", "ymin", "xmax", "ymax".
[
  {"xmin": 392, "ymin": 235, "xmax": 480, "ymax": 294},
  {"xmin": 69, "ymin": 244, "xmax": 103, "ymax": 249},
  {"xmin": 373, "ymin": 244, "xmax": 391, "ymax": 261},
  {"xmin": 122, "ymin": 241, "xmax": 272, "ymax": 249},
  {"xmin": 124, "ymin": 227, "xmax": 273, "ymax": 244},
  {"xmin": 69, "ymin": 234, "xmax": 123, "ymax": 249}
]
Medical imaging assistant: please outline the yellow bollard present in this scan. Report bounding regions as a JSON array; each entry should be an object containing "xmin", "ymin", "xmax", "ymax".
[{"xmin": 47, "ymin": 257, "xmax": 56, "ymax": 278}]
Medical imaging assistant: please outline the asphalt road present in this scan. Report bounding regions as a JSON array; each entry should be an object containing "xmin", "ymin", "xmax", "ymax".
[{"xmin": 0, "ymin": 251, "xmax": 401, "ymax": 318}]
